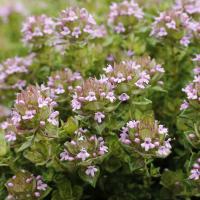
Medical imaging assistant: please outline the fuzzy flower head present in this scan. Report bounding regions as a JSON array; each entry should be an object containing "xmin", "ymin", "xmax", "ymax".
[
  {"xmin": 108, "ymin": 0, "xmax": 144, "ymax": 34},
  {"xmin": 188, "ymin": 21, "xmax": 200, "ymax": 40},
  {"xmin": 2, "ymin": 85, "xmax": 59, "ymax": 143},
  {"xmin": 181, "ymin": 67, "xmax": 200, "ymax": 111},
  {"xmin": 0, "ymin": 54, "xmax": 34, "ymax": 91},
  {"xmin": 0, "ymin": 2, "xmax": 27, "ymax": 23},
  {"xmin": 151, "ymin": 9, "xmax": 191, "ymax": 45},
  {"xmin": 189, "ymin": 158, "xmax": 200, "ymax": 181},
  {"xmin": 60, "ymin": 130, "xmax": 108, "ymax": 165},
  {"xmin": 174, "ymin": 0, "xmax": 200, "ymax": 16},
  {"xmin": 22, "ymin": 14, "xmax": 55, "ymax": 48},
  {"xmin": 5, "ymin": 170, "xmax": 49, "ymax": 200},
  {"xmin": 119, "ymin": 119, "xmax": 171, "ymax": 158},
  {"xmin": 47, "ymin": 68, "xmax": 83, "ymax": 98},
  {"xmin": 103, "ymin": 56, "xmax": 165, "ymax": 94},
  {"xmin": 55, "ymin": 7, "xmax": 106, "ymax": 48},
  {"xmin": 71, "ymin": 77, "xmax": 116, "ymax": 112}
]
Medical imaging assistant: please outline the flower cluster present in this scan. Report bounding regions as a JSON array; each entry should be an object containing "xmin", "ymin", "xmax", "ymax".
[
  {"xmin": 119, "ymin": 119, "xmax": 172, "ymax": 158},
  {"xmin": 174, "ymin": 0, "xmax": 200, "ymax": 16},
  {"xmin": 1, "ymin": 85, "xmax": 59, "ymax": 142},
  {"xmin": 55, "ymin": 7, "xmax": 106, "ymax": 47},
  {"xmin": 47, "ymin": 68, "xmax": 82, "ymax": 98},
  {"xmin": 60, "ymin": 128, "xmax": 108, "ymax": 176},
  {"xmin": 180, "ymin": 65, "xmax": 200, "ymax": 111},
  {"xmin": 0, "ymin": 54, "xmax": 34, "ymax": 90},
  {"xmin": 0, "ymin": 2, "xmax": 26, "ymax": 23},
  {"xmin": 108, "ymin": 0, "xmax": 144, "ymax": 33},
  {"xmin": 150, "ymin": 9, "xmax": 192, "ymax": 46},
  {"xmin": 189, "ymin": 157, "xmax": 200, "ymax": 181},
  {"xmin": 71, "ymin": 77, "xmax": 115, "ymax": 112},
  {"xmin": 21, "ymin": 14, "xmax": 55, "ymax": 48},
  {"xmin": 5, "ymin": 170, "xmax": 49, "ymax": 200},
  {"xmin": 103, "ymin": 56, "xmax": 164, "ymax": 91}
]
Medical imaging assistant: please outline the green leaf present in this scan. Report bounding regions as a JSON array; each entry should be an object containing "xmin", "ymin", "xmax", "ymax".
[
  {"xmin": 72, "ymin": 185, "xmax": 83, "ymax": 200},
  {"xmin": 132, "ymin": 98, "xmax": 152, "ymax": 105},
  {"xmin": 104, "ymin": 157, "xmax": 121, "ymax": 173},
  {"xmin": 17, "ymin": 136, "xmax": 34, "ymax": 152},
  {"xmin": 63, "ymin": 117, "xmax": 78, "ymax": 136},
  {"xmin": 58, "ymin": 179, "xmax": 73, "ymax": 199},
  {"xmin": 0, "ymin": 131, "xmax": 7, "ymax": 156}
]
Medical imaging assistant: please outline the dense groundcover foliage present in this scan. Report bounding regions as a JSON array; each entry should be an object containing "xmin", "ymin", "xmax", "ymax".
[{"xmin": 0, "ymin": 0, "xmax": 200, "ymax": 199}]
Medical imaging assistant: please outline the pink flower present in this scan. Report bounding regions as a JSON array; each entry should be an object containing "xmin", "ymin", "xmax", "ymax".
[
  {"xmin": 37, "ymin": 179, "xmax": 48, "ymax": 191},
  {"xmin": 180, "ymin": 100, "xmax": 189, "ymax": 110},
  {"xmin": 180, "ymin": 35, "xmax": 191, "ymax": 46},
  {"xmin": 11, "ymin": 111, "xmax": 21, "ymax": 125},
  {"xmin": 22, "ymin": 110, "xmax": 36, "ymax": 120},
  {"xmin": 141, "ymin": 138, "xmax": 155, "ymax": 151},
  {"xmin": 127, "ymin": 120, "xmax": 139, "ymax": 129},
  {"xmin": 157, "ymin": 27, "xmax": 167, "ymax": 37},
  {"xmin": 114, "ymin": 22, "xmax": 125, "ymax": 33},
  {"xmin": 166, "ymin": 20, "xmax": 176, "ymax": 29},
  {"xmin": 85, "ymin": 91, "xmax": 97, "ymax": 101},
  {"xmin": 60, "ymin": 26, "xmax": 71, "ymax": 36},
  {"xmin": 192, "ymin": 54, "xmax": 200, "ymax": 62},
  {"xmin": 85, "ymin": 165, "xmax": 98, "ymax": 177},
  {"xmin": 135, "ymin": 71, "xmax": 150, "ymax": 89},
  {"xmin": 34, "ymin": 192, "xmax": 40, "ymax": 197},
  {"xmin": 153, "ymin": 64, "xmax": 165, "ymax": 73},
  {"xmin": 106, "ymin": 91, "xmax": 116, "ymax": 102},
  {"xmin": 71, "ymin": 98, "xmax": 81, "ymax": 111},
  {"xmin": 60, "ymin": 149, "xmax": 74, "ymax": 161},
  {"xmin": 189, "ymin": 169, "xmax": 200, "ymax": 180},
  {"xmin": 5, "ymin": 131, "xmax": 16, "ymax": 142},
  {"xmin": 157, "ymin": 146, "xmax": 171, "ymax": 157},
  {"xmin": 76, "ymin": 148, "xmax": 90, "ymax": 161},
  {"xmin": 55, "ymin": 85, "xmax": 65, "ymax": 94},
  {"xmin": 47, "ymin": 111, "xmax": 59, "ymax": 126},
  {"xmin": 99, "ymin": 143, "xmax": 108, "ymax": 155},
  {"xmin": 72, "ymin": 27, "xmax": 81, "ymax": 38},
  {"xmin": 120, "ymin": 131, "xmax": 131, "ymax": 144},
  {"xmin": 1, "ymin": 121, "xmax": 8, "ymax": 129},
  {"xmin": 38, "ymin": 97, "xmax": 49, "ymax": 108},
  {"xmin": 158, "ymin": 124, "xmax": 168, "ymax": 135},
  {"xmin": 103, "ymin": 65, "xmax": 113, "ymax": 73},
  {"xmin": 94, "ymin": 112, "xmax": 105, "ymax": 123},
  {"xmin": 118, "ymin": 93, "xmax": 130, "ymax": 101}
]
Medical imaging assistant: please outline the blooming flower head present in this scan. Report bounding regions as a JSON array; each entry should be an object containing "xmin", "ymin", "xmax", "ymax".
[
  {"xmin": 181, "ymin": 66, "xmax": 200, "ymax": 111},
  {"xmin": 108, "ymin": 0, "xmax": 144, "ymax": 34},
  {"xmin": 47, "ymin": 68, "xmax": 83, "ymax": 98},
  {"xmin": 174, "ymin": 0, "xmax": 200, "ymax": 16},
  {"xmin": 103, "ymin": 57, "xmax": 164, "ymax": 93},
  {"xmin": 22, "ymin": 14, "xmax": 55, "ymax": 48},
  {"xmin": 0, "ymin": 54, "xmax": 34, "ymax": 91},
  {"xmin": 60, "ymin": 130, "xmax": 108, "ymax": 164},
  {"xmin": 150, "ymin": 9, "xmax": 191, "ymax": 45},
  {"xmin": 0, "ymin": 2, "xmax": 27, "ymax": 23},
  {"xmin": 55, "ymin": 7, "xmax": 106, "ymax": 49},
  {"xmin": 2, "ymin": 85, "xmax": 59, "ymax": 142},
  {"xmin": 5, "ymin": 170, "xmax": 49, "ymax": 200},
  {"xmin": 71, "ymin": 77, "xmax": 115, "ymax": 112},
  {"xmin": 119, "ymin": 119, "xmax": 171, "ymax": 158},
  {"xmin": 189, "ymin": 158, "xmax": 200, "ymax": 181}
]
